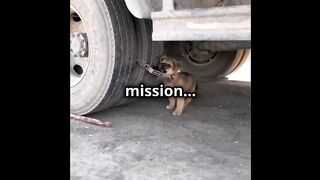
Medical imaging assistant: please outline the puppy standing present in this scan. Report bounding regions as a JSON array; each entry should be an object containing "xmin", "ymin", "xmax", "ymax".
[{"xmin": 158, "ymin": 55, "xmax": 197, "ymax": 116}]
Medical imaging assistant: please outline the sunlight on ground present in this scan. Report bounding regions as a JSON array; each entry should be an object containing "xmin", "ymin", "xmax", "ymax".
[{"xmin": 227, "ymin": 53, "xmax": 251, "ymax": 82}]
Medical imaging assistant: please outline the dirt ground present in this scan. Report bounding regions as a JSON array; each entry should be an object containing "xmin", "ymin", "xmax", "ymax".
[{"xmin": 71, "ymin": 79, "xmax": 251, "ymax": 180}]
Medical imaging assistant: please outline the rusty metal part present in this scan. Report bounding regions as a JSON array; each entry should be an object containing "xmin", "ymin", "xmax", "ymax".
[{"xmin": 185, "ymin": 42, "xmax": 217, "ymax": 65}]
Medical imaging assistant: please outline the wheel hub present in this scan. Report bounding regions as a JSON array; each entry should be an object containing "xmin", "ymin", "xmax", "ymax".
[
  {"xmin": 185, "ymin": 42, "xmax": 217, "ymax": 66},
  {"xmin": 70, "ymin": 33, "xmax": 88, "ymax": 57},
  {"xmin": 70, "ymin": 6, "xmax": 90, "ymax": 88}
]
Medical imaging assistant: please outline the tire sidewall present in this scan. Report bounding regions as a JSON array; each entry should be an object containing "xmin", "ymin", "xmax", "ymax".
[{"xmin": 70, "ymin": 0, "xmax": 115, "ymax": 115}]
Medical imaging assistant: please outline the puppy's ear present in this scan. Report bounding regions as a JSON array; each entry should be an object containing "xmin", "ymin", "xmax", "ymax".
[{"xmin": 160, "ymin": 55, "xmax": 168, "ymax": 63}]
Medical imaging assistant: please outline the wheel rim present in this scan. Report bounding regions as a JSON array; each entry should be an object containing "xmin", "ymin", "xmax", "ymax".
[
  {"xmin": 70, "ymin": 5, "xmax": 90, "ymax": 88},
  {"xmin": 221, "ymin": 49, "xmax": 251, "ymax": 77}
]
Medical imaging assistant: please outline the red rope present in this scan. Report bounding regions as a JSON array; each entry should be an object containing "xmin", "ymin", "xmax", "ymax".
[{"xmin": 70, "ymin": 114, "xmax": 112, "ymax": 128}]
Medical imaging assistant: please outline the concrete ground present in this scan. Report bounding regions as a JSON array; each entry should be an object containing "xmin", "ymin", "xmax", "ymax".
[{"xmin": 71, "ymin": 79, "xmax": 251, "ymax": 180}]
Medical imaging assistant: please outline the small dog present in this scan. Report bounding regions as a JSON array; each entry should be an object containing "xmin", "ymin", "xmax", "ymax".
[{"xmin": 158, "ymin": 55, "xmax": 197, "ymax": 116}]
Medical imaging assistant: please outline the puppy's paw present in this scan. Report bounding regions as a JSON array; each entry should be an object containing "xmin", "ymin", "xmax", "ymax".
[
  {"xmin": 172, "ymin": 111, "xmax": 182, "ymax": 116},
  {"xmin": 166, "ymin": 105, "xmax": 174, "ymax": 110}
]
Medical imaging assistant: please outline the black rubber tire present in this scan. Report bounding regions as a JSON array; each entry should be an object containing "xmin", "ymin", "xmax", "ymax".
[
  {"xmin": 129, "ymin": 18, "xmax": 163, "ymax": 86},
  {"xmin": 71, "ymin": 0, "xmax": 136, "ymax": 115},
  {"xmin": 137, "ymin": 20, "xmax": 164, "ymax": 85},
  {"xmin": 114, "ymin": 18, "xmax": 164, "ymax": 106}
]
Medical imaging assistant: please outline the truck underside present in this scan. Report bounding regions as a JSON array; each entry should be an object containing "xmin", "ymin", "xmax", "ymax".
[{"xmin": 125, "ymin": 0, "xmax": 251, "ymax": 42}]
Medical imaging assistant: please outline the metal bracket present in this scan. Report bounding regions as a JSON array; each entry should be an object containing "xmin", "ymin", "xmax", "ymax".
[{"xmin": 151, "ymin": 5, "xmax": 251, "ymax": 41}]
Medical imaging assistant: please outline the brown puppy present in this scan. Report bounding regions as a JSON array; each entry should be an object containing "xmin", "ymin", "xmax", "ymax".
[{"xmin": 158, "ymin": 55, "xmax": 197, "ymax": 116}]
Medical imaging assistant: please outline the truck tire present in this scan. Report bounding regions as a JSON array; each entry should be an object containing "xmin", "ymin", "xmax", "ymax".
[
  {"xmin": 181, "ymin": 49, "xmax": 251, "ymax": 81},
  {"xmin": 70, "ymin": 0, "xmax": 137, "ymax": 115},
  {"xmin": 164, "ymin": 42, "xmax": 250, "ymax": 81},
  {"xmin": 113, "ymin": 19, "xmax": 163, "ymax": 106}
]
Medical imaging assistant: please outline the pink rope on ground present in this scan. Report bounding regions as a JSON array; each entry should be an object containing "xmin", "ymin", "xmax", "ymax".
[{"xmin": 70, "ymin": 114, "xmax": 112, "ymax": 128}]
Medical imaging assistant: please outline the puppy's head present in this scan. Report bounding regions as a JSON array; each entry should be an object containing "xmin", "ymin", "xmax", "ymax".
[{"xmin": 158, "ymin": 55, "xmax": 180, "ymax": 75}]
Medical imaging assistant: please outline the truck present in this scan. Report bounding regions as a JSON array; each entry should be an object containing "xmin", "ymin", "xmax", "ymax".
[{"xmin": 70, "ymin": 0, "xmax": 251, "ymax": 115}]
